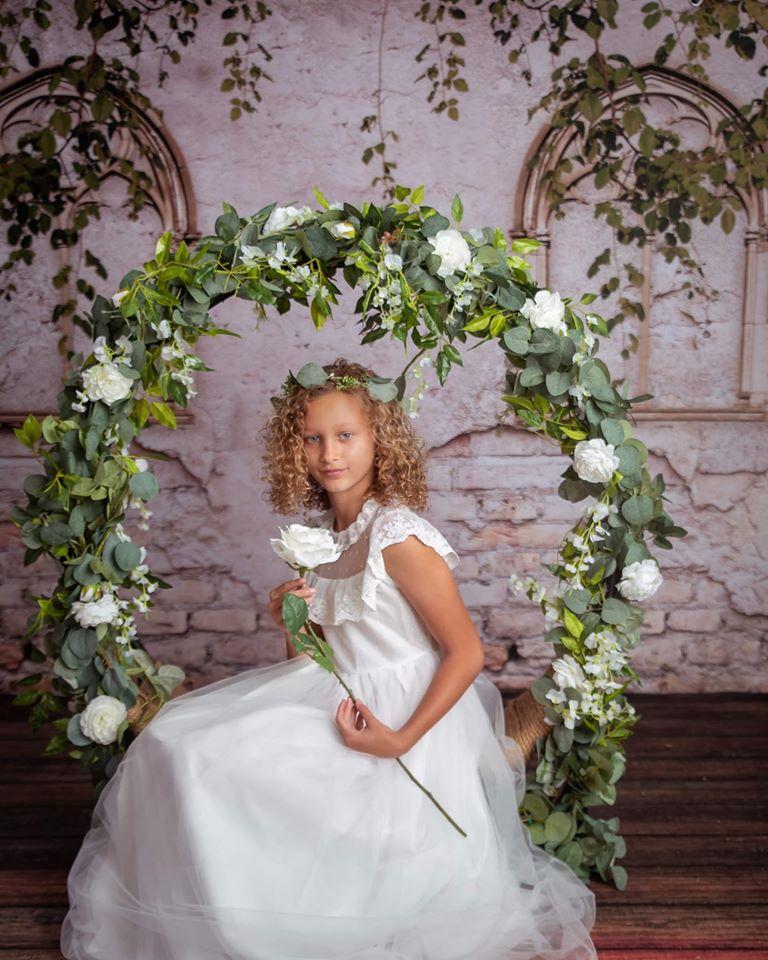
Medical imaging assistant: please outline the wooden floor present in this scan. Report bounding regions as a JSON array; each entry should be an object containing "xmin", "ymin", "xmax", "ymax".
[{"xmin": 1, "ymin": 691, "xmax": 766, "ymax": 959}]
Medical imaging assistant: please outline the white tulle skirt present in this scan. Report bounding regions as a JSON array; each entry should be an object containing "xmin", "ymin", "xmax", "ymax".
[{"xmin": 60, "ymin": 650, "xmax": 597, "ymax": 960}]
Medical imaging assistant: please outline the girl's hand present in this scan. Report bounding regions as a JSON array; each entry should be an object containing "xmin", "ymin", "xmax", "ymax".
[
  {"xmin": 268, "ymin": 577, "xmax": 315, "ymax": 632},
  {"xmin": 335, "ymin": 698, "xmax": 407, "ymax": 759}
]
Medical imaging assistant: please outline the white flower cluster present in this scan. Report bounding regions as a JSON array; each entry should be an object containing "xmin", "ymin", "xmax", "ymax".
[
  {"xmin": 403, "ymin": 356, "xmax": 434, "ymax": 419},
  {"xmin": 560, "ymin": 500, "xmax": 619, "ymax": 586},
  {"xmin": 240, "ymin": 238, "xmax": 331, "ymax": 303},
  {"xmin": 371, "ymin": 251, "xmax": 405, "ymax": 330},
  {"xmin": 544, "ymin": 647, "xmax": 636, "ymax": 731},
  {"xmin": 159, "ymin": 328, "xmax": 200, "ymax": 400},
  {"xmin": 263, "ymin": 204, "xmax": 314, "ymax": 236}
]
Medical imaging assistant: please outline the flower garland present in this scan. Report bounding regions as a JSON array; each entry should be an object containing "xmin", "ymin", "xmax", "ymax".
[{"xmin": 11, "ymin": 183, "xmax": 687, "ymax": 885}]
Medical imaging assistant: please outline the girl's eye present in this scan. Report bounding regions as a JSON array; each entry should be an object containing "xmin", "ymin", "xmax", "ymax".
[{"xmin": 305, "ymin": 433, "xmax": 352, "ymax": 442}]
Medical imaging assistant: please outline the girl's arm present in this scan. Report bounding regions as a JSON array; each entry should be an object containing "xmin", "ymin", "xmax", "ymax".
[{"xmin": 382, "ymin": 536, "xmax": 485, "ymax": 752}]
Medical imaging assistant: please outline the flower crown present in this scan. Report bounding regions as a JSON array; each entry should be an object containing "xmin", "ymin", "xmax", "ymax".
[{"xmin": 270, "ymin": 361, "xmax": 402, "ymax": 407}]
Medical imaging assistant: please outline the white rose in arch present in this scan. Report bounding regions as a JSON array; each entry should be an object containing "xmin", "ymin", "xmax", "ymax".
[
  {"xmin": 328, "ymin": 220, "xmax": 356, "ymax": 240},
  {"xmin": 617, "ymin": 559, "xmax": 663, "ymax": 602},
  {"xmin": 71, "ymin": 592, "xmax": 121, "ymax": 628},
  {"xmin": 520, "ymin": 289, "xmax": 568, "ymax": 335},
  {"xmin": 263, "ymin": 204, "xmax": 313, "ymax": 236},
  {"xmin": 574, "ymin": 437, "xmax": 620, "ymax": 484},
  {"xmin": 79, "ymin": 695, "xmax": 127, "ymax": 745},
  {"xmin": 81, "ymin": 361, "xmax": 134, "ymax": 405},
  {"xmin": 270, "ymin": 524, "xmax": 343, "ymax": 570},
  {"xmin": 427, "ymin": 228, "xmax": 472, "ymax": 279}
]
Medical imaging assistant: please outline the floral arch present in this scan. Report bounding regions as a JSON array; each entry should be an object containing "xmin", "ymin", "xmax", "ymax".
[{"xmin": 11, "ymin": 184, "xmax": 687, "ymax": 888}]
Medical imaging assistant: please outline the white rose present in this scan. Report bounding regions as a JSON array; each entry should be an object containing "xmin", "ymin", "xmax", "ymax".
[
  {"xmin": 263, "ymin": 204, "xmax": 313, "ymax": 236},
  {"xmin": 270, "ymin": 524, "xmax": 343, "ymax": 570},
  {"xmin": 79, "ymin": 695, "xmax": 127, "ymax": 745},
  {"xmin": 520, "ymin": 289, "xmax": 568, "ymax": 335},
  {"xmin": 111, "ymin": 289, "xmax": 129, "ymax": 307},
  {"xmin": 574, "ymin": 438, "xmax": 620, "ymax": 484},
  {"xmin": 616, "ymin": 559, "xmax": 663, "ymax": 601},
  {"xmin": 552, "ymin": 653, "xmax": 589, "ymax": 692},
  {"xmin": 71, "ymin": 592, "xmax": 121, "ymax": 628},
  {"xmin": 383, "ymin": 252, "xmax": 403, "ymax": 271},
  {"xmin": 81, "ymin": 362, "xmax": 134, "ymax": 405},
  {"xmin": 427, "ymin": 228, "xmax": 472, "ymax": 279},
  {"xmin": 328, "ymin": 220, "xmax": 356, "ymax": 240}
]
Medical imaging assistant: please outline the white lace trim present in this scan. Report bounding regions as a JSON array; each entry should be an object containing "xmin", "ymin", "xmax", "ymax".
[{"xmin": 305, "ymin": 505, "xmax": 460, "ymax": 626}]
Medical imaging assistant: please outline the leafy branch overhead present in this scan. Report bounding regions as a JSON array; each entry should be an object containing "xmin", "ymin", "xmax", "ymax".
[{"xmin": 1, "ymin": 0, "xmax": 765, "ymax": 349}]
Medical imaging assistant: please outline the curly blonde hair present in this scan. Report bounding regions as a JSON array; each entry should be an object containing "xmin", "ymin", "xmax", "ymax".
[{"xmin": 259, "ymin": 356, "xmax": 428, "ymax": 518}]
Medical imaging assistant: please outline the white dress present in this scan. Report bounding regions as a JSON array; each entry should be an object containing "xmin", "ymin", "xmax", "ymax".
[{"xmin": 61, "ymin": 496, "xmax": 598, "ymax": 960}]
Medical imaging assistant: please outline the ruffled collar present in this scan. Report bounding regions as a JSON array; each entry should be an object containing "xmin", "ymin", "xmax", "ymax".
[{"xmin": 318, "ymin": 496, "xmax": 381, "ymax": 550}]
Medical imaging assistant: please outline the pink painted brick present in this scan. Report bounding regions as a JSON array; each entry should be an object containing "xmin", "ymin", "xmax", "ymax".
[
  {"xmin": 640, "ymin": 609, "xmax": 666, "ymax": 634},
  {"xmin": 667, "ymin": 609, "xmax": 723, "ymax": 632},
  {"xmin": 488, "ymin": 609, "xmax": 548, "ymax": 640},
  {"xmin": 136, "ymin": 610, "xmax": 188, "ymax": 636},
  {"xmin": 428, "ymin": 434, "xmax": 471, "ymax": 458},
  {"xmin": 190, "ymin": 608, "xmax": 257, "ymax": 632},
  {"xmin": 142, "ymin": 638, "xmax": 210, "ymax": 672},
  {"xmin": 454, "ymin": 456, "xmax": 563, "ymax": 491},
  {"xmin": 155, "ymin": 578, "xmax": 218, "ymax": 605},
  {"xmin": 1, "ymin": 607, "xmax": 35, "ymax": 638},
  {"xmin": 465, "ymin": 523, "xmax": 566, "ymax": 550},
  {"xmin": 0, "ymin": 640, "xmax": 24, "ymax": 670},
  {"xmin": 482, "ymin": 642, "xmax": 509, "ymax": 672},
  {"xmin": 685, "ymin": 636, "xmax": 761, "ymax": 666},
  {"xmin": 426, "ymin": 462, "xmax": 454, "ymax": 490},
  {"xmin": 458, "ymin": 581, "xmax": 510, "ymax": 607},
  {"xmin": 630, "ymin": 638, "xmax": 685, "ymax": 671},
  {"xmin": 468, "ymin": 429, "xmax": 555, "ymax": 457},
  {"xmin": 481, "ymin": 495, "xmax": 538, "ymax": 522},
  {"xmin": 654, "ymin": 580, "xmax": 694, "ymax": 604}
]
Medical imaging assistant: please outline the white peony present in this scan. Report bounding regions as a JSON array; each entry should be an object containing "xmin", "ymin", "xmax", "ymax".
[
  {"xmin": 552, "ymin": 653, "xmax": 589, "ymax": 692},
  {"xmin": 427, "ymin": 228, "xmax": 472, "ymax": 279},
  {"xmin": 573, "ymin": 437, "xmax": 620, "ymax": 484},
  {"xmin": 270, "ymin": 523, "xmax": 343, "ymax": 570},
  {"xmin": 81, "ymin": 361, "xmax": 134, "ymax": 405},
  {"xmin": 263, "ymin": 204, "xmax": 313, "ymax": 236},
  {"xmin": 520, "ymin": 289, "xmax": 567, "ymax": 335},
  {"xmin": 79, "ymin": 695, "xmax": 127, "ymax": 745},
  {"xmin": 328, "ymin": 220, "xmax": 356, "ymax": 240},
  {"xmin": 616, "ymin": 558, "xmax": 663, "ymax": 601},
  {"xmin": 71, "ymin": 592, "xmax": 121, "ymax": 628}
]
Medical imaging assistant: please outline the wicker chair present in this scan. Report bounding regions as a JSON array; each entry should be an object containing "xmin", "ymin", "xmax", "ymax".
[{"xmin": 503, "ymin": 663, "xmax": 555, "ymax": 762}]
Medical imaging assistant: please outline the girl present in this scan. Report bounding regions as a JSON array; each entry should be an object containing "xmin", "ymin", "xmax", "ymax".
[{"xmin": 61, "ymin": 357, "xmax": 598, "ymax": 960}]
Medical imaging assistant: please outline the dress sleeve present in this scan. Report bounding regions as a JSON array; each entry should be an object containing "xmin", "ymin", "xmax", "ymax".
[{"xmin": 366, "ymin": 508, "xmax": 460, "ymax": 583}]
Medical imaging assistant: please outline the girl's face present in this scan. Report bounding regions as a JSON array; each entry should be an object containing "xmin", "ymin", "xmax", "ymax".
[{"xmin": 302, "ymin": 391, "xmax": 376, "ymax": 498}]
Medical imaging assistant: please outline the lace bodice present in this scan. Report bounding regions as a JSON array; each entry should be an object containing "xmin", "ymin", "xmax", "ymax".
[{"xmin": 303, "ymin": 497, "xmax": 460, "ymax": 627}]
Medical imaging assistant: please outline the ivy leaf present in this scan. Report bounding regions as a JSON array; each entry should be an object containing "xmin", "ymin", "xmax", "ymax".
[{"xmin": 451, "ymin": 193, "xmax": 464, "ymax": 224}]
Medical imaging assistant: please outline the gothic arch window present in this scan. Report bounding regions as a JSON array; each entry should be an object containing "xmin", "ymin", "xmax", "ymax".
[
  {"xmin": 514, "ymin": 64, "xmax": 767, "ymax": 422},
  {"xmin": 0, "ymin": 66, "xmax": 198, "ymax": 419}
]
